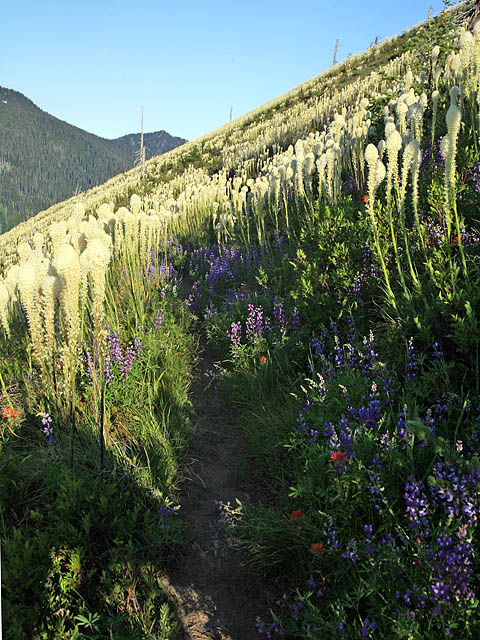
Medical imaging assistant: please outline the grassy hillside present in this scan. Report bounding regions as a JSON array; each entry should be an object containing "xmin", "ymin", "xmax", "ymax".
[
  {"xmin": 0, "ymin": 87, "xmax": 186, "ymax": 234},
  {"xmin": 1, "ymin": 1, "xmax": 480, "ymax": 638}
]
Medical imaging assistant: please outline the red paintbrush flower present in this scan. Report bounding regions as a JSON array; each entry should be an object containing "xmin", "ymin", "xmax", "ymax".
[
  {"xmin": 330, "ymin": 451, "xmax": 349, "ymax": 463},
  {"xmin": 290, "ymin": 509, "xmax": 305, "ymax": 522},
  {"xmin": 309, "ymin": 542, "xmax": 324, "ymax": 556},
  {"xmin": 2, "ymin": 407, "xmax": 20, "ymax": 419}
]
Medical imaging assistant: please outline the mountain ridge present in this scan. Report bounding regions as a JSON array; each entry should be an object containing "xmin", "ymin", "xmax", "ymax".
[{"xmin": 0, "ymin": 86, "xmax": 187, "ymax": 234}]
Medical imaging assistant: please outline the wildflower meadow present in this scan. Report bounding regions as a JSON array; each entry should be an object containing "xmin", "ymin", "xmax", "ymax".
[{"xmin": 1, "ymin": 2, "xmax": 480, "ymax": 638}]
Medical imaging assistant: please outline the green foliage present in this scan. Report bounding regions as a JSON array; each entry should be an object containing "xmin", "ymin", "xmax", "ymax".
[
  {"xmin": 288, "ymin": 198, "xmax": 374, "ymax": 328},
  {"xmin": 0, "ymin": 267, "xmax": 192, "ymax": 638},
  {"xmin": 1, "ymin": 461, "xmax": 185, "ymax": 638}
]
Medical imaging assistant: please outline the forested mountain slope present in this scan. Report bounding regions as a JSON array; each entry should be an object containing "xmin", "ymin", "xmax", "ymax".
[
  {"xmin": 0, "ymin": 87, "xmax": 186, "ymax": 234},
  {"xmin": 114, "ymin": 130, "xmax": 187, "ymax": 163}
]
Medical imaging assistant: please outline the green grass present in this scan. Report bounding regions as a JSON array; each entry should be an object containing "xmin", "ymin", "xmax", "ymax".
[{"xmin": 0, "ymin": 256, "xmax": 193, "ymax": 639}]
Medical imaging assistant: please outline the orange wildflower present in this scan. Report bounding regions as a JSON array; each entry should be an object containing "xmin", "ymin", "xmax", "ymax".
[{"xmin": 259, "ymin": 355, "xmax": 267, "ymax": 365}]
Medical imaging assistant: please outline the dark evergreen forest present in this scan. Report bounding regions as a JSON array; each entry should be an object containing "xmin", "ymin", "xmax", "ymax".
[{"xmin": 0, "ymin": 87, "xmax": 186, "ymax": 233}]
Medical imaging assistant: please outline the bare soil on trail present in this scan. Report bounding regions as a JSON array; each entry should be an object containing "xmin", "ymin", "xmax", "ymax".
[{"xmin": 160, "ymin": 336, "xmax": 277, "ymax": 640}]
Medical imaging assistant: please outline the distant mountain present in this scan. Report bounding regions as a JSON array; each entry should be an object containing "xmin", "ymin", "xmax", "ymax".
[
  {"xmin": 114, "ymin": 131, "xmax": 187, "ymax": 162},
  {"xmin": 0, "ymin": 87, "xmax": 186, "ymax": 234}
]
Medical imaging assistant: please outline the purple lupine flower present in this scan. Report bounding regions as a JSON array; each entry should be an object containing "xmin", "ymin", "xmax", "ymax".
[
  {"xmin": 430, "ymin": 459, "xmax": 480, "ymax": 526},
  {"xmin": 155, "ymin": 308, "xmax": 164, "ymax": 329},
  {"xmin": 368, "ymin": 470, "xmax": 387, "ymax": 511},
  {"xmin": 107, "ymin": 330, "xmax": 122, "ymax": 363},
  {"xmin": 312, "ymin": 337, "xmax": 323, "ymax": 358},
  {"xmin": 361, "ymin": 242, "xmax": 378, "ymax": 279},
  {"xmin": 42, "ymin": 413, "xmax": 53, "ymax": 444},
  {"xmin": 363, "ymin": 524, "xmax": 377, "ymax": 556},
  {"xmin": 254, "ymin": 306, "xmax": 264, "ymax": 338},
  {"xmin": 271, "ymin": 621, "xmax": 285, "ymax": 635},
  {"xmin": 246, "ymin": 304, "xmax": 264, "ymax": 341},
  {"xmin": 144, "ymin": 249, "xmax": 151, "ymax": 272},
  {"xmin": 472, "ymin": 162, "xmax": 480, "ymax": 192},
  {"xmin": 420, "ymin": 139, "xmax": 445, "ymax": 183},
  {"xmin": 120, "ymin": 342, "xmax": 137, "ymax": 380},
  {"xmin": 273, "ymin": 297, "xmax": 287, "ymax": 334},
  {"xmin": 341, "ymin": 539, "xmax": 360, "ymax": 563},
  {"xmin": 404, "ymin": 476, "xmax": 430, "ymax": 533},
  {"xmin": 296, "ymin": 404, "xmax": 309, "ymax": 433},
  {"xmin": 256, "ymin": 617, "xmax": 268, "ymax": 636},
  {"xmin": 103, "ymin": 329, "xmax": 142, "ymax": 383},
  {"xmin": 428, "ymin": 530, "xmax": 475, "ymax": 603},
  {"xmin": 227, "ymin": 321, "xmax": 242, "ymax": 348},
  {"xmin": 306, "ymin": 576, "xmax": 317, "ymax": 589},
  {"xmin": 353, "ymin": 272, "xmax": 363, "ymax": 302},
  {"xmin": 322, "ymin": 515, "xmax": 340, "ymax": 550},
  {"xmin": 292, "ymin": 307, "xmax": 300, "ymax": 332},
  {"xmin": 104, "ymin": 356, "xmax": 114, "ymax": 384},
  {"xmin": 406, "ymin": 338, "xmax": 416, "ymax": 380},
  {"xmin": 343, "ymin": 172, "xmax": 358, "ymax": 194},
  {"xmin": 333, "ymin": 335, "xmax": 345, "ymax": 369},
  {"xmin": 432, "ymin": 341, "xmax": 443, "ymax": 365},
  {"xmin": 159, "ymin": 505, "xmax": 178, "ymax": 526},
  {"xmin": 350, "ymin": 386, "xmax": 382, "ymax": 430},
  {"xmin": 379, "ymin": 430, "xmax": 392, "ymax": 451},
  {"xmin": 360, "ymin": 618, "xmax": 377, "ymax": 639},
  {"xmin": 426, "ymin": 217, "xmax": 444, "ymax": 244},
  {"xmin": 291, "ymin": 601, "xmax": 304, "ymax": 619},
  {"xmin": 378, "ymin": 365, "xmax": 394, "ymax": 404}
]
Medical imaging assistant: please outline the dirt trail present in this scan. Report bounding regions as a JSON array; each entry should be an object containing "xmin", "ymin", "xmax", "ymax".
[{"xmin": 161, "ymin": 335, "xmax": 275, "ymax": 639}]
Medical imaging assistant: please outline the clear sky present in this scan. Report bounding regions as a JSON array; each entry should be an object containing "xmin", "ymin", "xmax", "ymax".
[{"xmin": 2, "ymin": 0, "xmax": 448, "ymax": 142}]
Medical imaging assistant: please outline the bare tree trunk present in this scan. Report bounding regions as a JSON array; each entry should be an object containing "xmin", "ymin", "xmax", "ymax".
[
  {"xmin": 135, "ymin": 106, "xmax": 146, "ymax": 171},
  {"xmin": 333, "ymin": 38, "xmax": 339, "ymax": 65}
]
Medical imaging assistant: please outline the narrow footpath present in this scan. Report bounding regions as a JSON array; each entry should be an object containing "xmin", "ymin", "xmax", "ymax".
[{"xmin": 160, "ymin": 334, "xmax": 276, "ymax": 639}]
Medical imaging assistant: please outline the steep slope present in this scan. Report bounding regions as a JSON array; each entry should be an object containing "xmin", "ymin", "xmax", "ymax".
[
  {"xmin": 0, "ymin": 1, "xmax": 469, "ymax": 260},
  {"xmin": 0, "ymin": 87, "xmax": 186, "ymax": 234}
]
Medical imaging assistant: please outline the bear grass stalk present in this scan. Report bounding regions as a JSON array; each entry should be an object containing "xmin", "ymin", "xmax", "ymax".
[
  {"xmin": 365, "ymin": 143, "xmax": 395, "ymax": 308},
  {"xmin": 52, "ymin": 243, "xmax": 82, "ymax": 466},
  {"xmin": 431, "ymin": 89, "xmax": 441, "ymax": 151},
  {"xmin": 385, "ymin": 128, "xmax": 406, "ymax": 288},
  {"xmin": 398, "ymin": 139, "xmax": 421, "ymax": 287},
  {"xmin": 0, "ymin": 280, "xmax": 10, "ymax": 337},
  {"xmin": 442, "ymin": 85, "xmax": 468, "ymax": 279}
]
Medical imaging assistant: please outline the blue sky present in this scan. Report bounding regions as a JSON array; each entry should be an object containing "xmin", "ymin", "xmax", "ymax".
[{"xmin": 2, "ymin": 0, "xmax": 448, "ymax": 141}]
